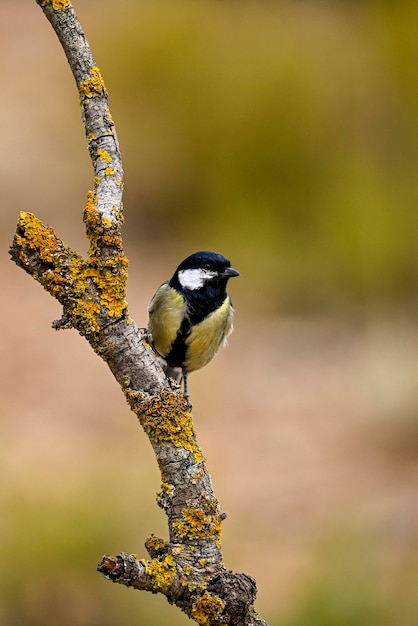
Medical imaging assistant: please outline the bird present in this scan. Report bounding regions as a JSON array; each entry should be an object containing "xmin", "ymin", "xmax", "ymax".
[{"xmin": 147, "ymin": 250, "xmax": 239, "ymax": 406}]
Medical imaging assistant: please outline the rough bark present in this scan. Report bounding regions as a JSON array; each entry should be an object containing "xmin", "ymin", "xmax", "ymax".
[{"xmin": 10, "ymin": 2, "xmax": 269, "ymax": 624}]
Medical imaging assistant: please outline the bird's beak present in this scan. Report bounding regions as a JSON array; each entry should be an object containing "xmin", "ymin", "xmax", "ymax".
[{"xmin": 221, "ymin": 267, "xmax": 240, "ymax": 278}]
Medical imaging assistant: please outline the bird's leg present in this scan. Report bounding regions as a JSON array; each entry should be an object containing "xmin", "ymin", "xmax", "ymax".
[
  {"xmin": 139, "ymin": 327, "xmax": 154, "ymax": 351},
  {"xmin": 165, "ymin": 365, "xmax": 182, "ymax": 383},
  {"xmin": 182, "ymin": 369, "xmax": 192, "ymax": 409}
]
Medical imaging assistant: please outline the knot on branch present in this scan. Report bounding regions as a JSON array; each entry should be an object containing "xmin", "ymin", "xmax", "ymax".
[
  {"xmin": 145, "ymin": 534, "xmax": 170, "ymax": 558},
  {"xmin": 207, "ymin": 570, "xmax": 258, "ymax": 624}
]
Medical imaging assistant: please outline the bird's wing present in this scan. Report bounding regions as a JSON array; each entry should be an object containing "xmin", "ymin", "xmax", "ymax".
[{"xmin": 147, "ymin": 283, "xmax": 187, "ymax": 359}]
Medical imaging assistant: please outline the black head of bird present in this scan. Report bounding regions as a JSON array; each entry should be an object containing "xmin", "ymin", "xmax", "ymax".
[{"xmin": 147, "ymin": 251, "xmax": 239, "ymax": 406}]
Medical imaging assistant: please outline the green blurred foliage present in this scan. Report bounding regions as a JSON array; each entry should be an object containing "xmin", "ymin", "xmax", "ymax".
[
  {"xmin": 279, "ymin": 528, "xmax": 418, "ymax": 626},
  {"xmin": 92, "ymin": 0, "xmax": 417, "ymax": 313},
  {"xmin": 1, "ymin": 464, "xmax": 190, "ymax": 626}
]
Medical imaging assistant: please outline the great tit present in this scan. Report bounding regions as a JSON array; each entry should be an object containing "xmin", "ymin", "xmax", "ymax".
[{"xmin": 147, "ymin": 251, "xmax": 239, "ymax": 405}]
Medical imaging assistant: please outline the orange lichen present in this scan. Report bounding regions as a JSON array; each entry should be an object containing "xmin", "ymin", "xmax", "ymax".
[
  {"xmin": 83, "ymin": 190, "xmax": 129, "ymax": 317},
  {"xmin": 126, "ymin": 389, "xmax": 204, "ymax": 464},
  {"xmin": 190, "ymin": 591, "xmax": 225, "ymax": 626},
  {"xmin": 15, "ymin": 212, "xmax": 69, "ymax": 265},
  {"xmin": 172, "ymin": 493, "xmax": 223, "ymax": 545},
  {"xmin": 84, "ymin": 189, "xmax": 97, "ymax": 214},
  {"xmin": 79, "ymin": 66, "xmax": 106, "ymax": 100},
  {"xmin": 145, "ymin": 534, "xmax": 169, "ymax": 555},
  {"xmin": 13, "ymin": 201, "xmax": 127, "ymax": 336},
  {"xmin": 173, "ymin": 507, "xmax": 221, "ymax": 543},
  {"xmin": 40, "ymin": 0, "xmax": 70, "ymax": 8}
]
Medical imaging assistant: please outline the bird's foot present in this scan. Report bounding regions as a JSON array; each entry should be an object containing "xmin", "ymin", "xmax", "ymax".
[
  {"xmin": 139, "ymin": 327, "xmax": 153, "ymax": 346},
  {"xmin": 184, "ymin": 395, "xmax": 193, "ymax": 411}
]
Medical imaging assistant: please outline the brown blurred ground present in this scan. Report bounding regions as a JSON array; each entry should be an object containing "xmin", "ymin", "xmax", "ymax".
[{"xmin": 1, "ymin": 3, "xmax": 418, "ymax": 626}]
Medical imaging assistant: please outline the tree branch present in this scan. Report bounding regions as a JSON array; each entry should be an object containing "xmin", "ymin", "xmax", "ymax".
[{"xmin": 10, "ymin": 2, "xmax": 269, "ymax": 624}]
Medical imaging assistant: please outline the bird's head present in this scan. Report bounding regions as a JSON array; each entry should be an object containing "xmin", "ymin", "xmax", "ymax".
[{"xmin": 171, "ymin": 251, "xmax": 239, "ymax": 292}]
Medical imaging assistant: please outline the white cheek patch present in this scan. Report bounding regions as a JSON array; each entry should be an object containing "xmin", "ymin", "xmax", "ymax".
[{"xmin": 178, "ymin": 268, "xmax": 216, "ymax": 290}]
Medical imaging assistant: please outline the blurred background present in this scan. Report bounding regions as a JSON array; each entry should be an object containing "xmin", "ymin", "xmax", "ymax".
[{"xmin": 1, "ymin": 1, "xmax": 417, "ymax": 624}]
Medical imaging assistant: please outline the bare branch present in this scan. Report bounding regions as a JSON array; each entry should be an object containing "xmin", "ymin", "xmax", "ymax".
[
  {"xmin": 9, "ymin": 2, "xmax": 269, "ymax": 624},
  {"xmin": 39, "ymin": 0, "xmax": 123, "ymax": 226}
]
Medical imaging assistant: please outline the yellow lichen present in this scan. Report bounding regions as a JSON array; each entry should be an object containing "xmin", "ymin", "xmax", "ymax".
[
  {"xmin": 84, "ymin": 189, "xmax": 97, "ymax": 214},
  {"xmin": 79, "ymin": 66, "xmax": 106, "ymax": 100},
  {"xmin": 141, "ymin": 555, "xmax": 176, "ymax": 593},
  {"xmin": 128, "ymin": 389, "xmax": 204, "ymax": 463},
  {"xmin": 79, "ymin": 193, "xmax": 128, "ymax": 324},
  {"xmin": 16, "ymin": 212, "xmax": 67, "ymax": 265},
  {"xmin": 13, "ymin": 205, "xmax": 127, "ymax": 337},
  {"xmin": 111, "ymin": 206, "xmax": 124, "ymax": 224},
  {"xmin": 82, "ymin": 193, "xmax": 128, "ymax": 319},
  {"xmin": 191, "ymin": 466, "xmax": 204, "ymax": 483},
  {"xmin": 13, "ymin": 213, "xmax": 98, "ymax": 335},
  {"xmin": 161, "ymin": 481, "xmax": 174, "ymax": 496},
  {"xmin": 99, "ymin": 269, "xmax": 129, "ymax": 318},
  {"xmin": 105, "ymin": 107, "xmax": 114, "ymax": 125},
  {"xmin": 172, "ymin": 495, "xmax": 223, "ymax": 544},
  {"xmin": 87, "ymin": 132, "xmax": 96, "ymax": 143},
  {"xmin": 145, "ymin": 535, "xmax": 168, "ymax": 554},
  {"xmin": 72, "ymin": 300, "xmax": 101, "ymax": 330},
  {"xmin": 40, "ymin": 0, "xmax": 70, "ymax": 8},
  {"xmin": 190, "ymin": 591, "xmax": 225, "ymax": 626},
  {"xmin": 104, "ymin": 166, "xmax": 117, "ymax": 176},
  {"xmin": 97, "ymin": 149, "xmax": 112, "ymax": 163},
  {"xmin": 173, "ymin": 508, "xmax": 214, "ymax": 541}
]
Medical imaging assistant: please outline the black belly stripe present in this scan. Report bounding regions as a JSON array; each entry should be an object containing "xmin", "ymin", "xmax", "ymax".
[
  {"xmin": 164, "ymin": 282, "xmax": 229, "ymax": 369},
  {"xmin": 165, "ymin": 316, "xmax": 191, "ymax": 368}
]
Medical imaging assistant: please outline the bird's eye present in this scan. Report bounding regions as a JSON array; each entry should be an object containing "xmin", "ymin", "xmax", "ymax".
[{"xmin": 203, "ymin": 263, "xmax": 211, "ymax": 270}]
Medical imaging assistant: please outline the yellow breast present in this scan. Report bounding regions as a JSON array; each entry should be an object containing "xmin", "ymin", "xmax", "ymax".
[{"xmin": 184, "ymin": 297, "xmax": 234, "ymax": 372}]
